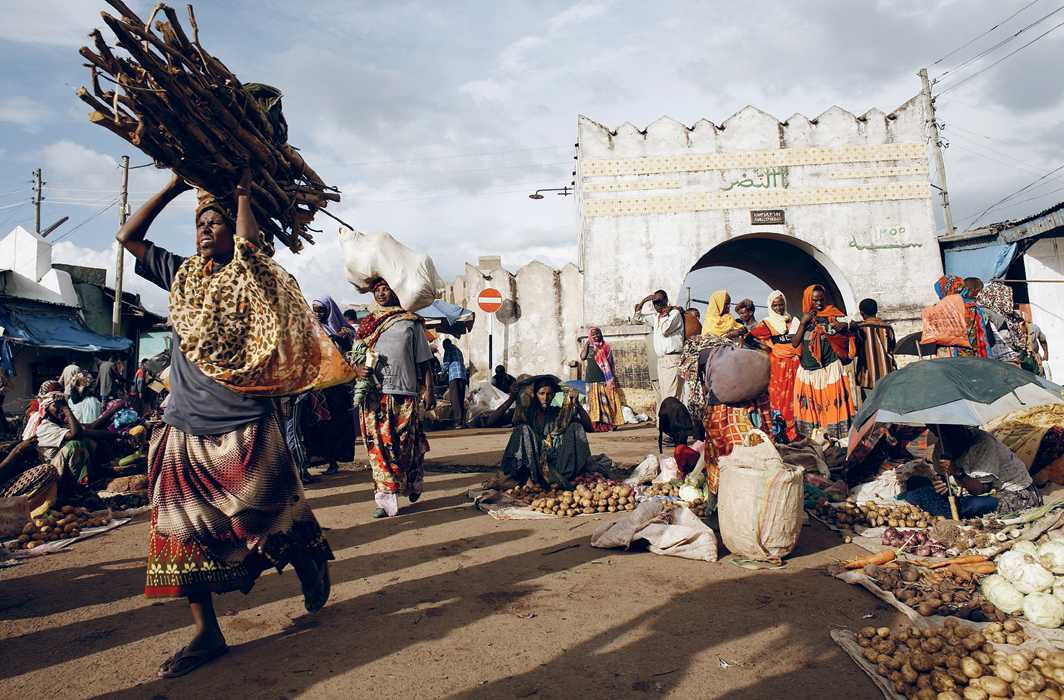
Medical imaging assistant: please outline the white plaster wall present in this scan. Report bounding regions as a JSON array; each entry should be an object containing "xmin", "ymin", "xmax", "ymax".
[
  {"xmin": 445, "ymin": 260, "xmax": 584, "ymax": 380},
  {"xmin": 0, "ymin": 226, "xmax": 53, "ymax": 283},
  {"xmin": 1025, "ymin": 238, "xmax": 1064, "ymax": 377},
  {"xmin": 576, "ymin": 95, "xmax": 942, "ymax": 329}
]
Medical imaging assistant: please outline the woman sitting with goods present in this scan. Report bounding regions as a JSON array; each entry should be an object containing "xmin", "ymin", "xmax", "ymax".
[
  {"xmin": 791, "ymin": 284, "xmax": 856, "ymax": 441},
  {"xmin": 900, "ymin": 425, "xmax": 1043, "ymax": 517},
  {"xmin": 118, "ymin": 169, "xmax": 334, "ymax": 678},
  {"xmin": 749, "ymin": 290, "xmax": 802, "ymax": 442},
  {"xmin": 580, "ymin": 327, "xmax": 624, "ymax": 432},
  {"xmin": 500, "ymin": 375, "xmax": 595, "ymax": 489},
  {"xmin": 353, "ymin": 278, "xmax": 435, "ymax": 519}
]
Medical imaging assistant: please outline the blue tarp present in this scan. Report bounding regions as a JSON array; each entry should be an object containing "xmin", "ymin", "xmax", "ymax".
[
  {"xmin": 943, "ymin": 242, "xmax": 1017, "ymax": 282},
  {"xmin": 0, "ymin": 302, "xmax": 132, "ymax": 353}
]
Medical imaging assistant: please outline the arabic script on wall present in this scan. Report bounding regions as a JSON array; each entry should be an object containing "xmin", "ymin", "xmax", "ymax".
[{"xmin": 848, "ymin": 224, "xmax": 923, "ymax": 252}]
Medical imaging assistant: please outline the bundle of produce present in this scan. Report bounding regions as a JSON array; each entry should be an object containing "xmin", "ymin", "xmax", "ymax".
[
  {"xmin": 502, "ymin": 482, "xmax": 547, "ymax": 504},
  {"xmin": 856, "ymin": 558, "xmax": 1003, "ymax": 622},
  {"xmin": 8, "ymin": 507, "xmax": 112, "ymax": 550},
  {"xmin": 882, "ymin": 527, "xmax": 951, "ymax": 558},
  {"xmin": 815, "ymin": 499, "xmax": 942, "ymax": 529},
  {"xmin": 981, "ymin": 542, "xmax": 1064, "ymax": 629},
  {"xmin": 851, "ymin": 618, "xmax": 1060, "ymax": 699},
  {"xmin": 641, "ymin": 482, "xmax": 682, "ymax": 499},
  {"xmin": 529, "ymin": 477, "xmax": 637, "ymax": 517},
  {"xmin": 77, "ymin": 1, "xmax": 339, "ymax": 253}
]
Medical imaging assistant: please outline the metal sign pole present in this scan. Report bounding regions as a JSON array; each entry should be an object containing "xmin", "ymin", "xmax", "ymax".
[{"xmin": 489, "ymin": 312, "xmax": 494, "ymax": 370}]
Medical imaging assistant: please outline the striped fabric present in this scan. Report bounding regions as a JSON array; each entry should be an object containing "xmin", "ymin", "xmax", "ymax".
[
  {"xmin": 145, "ymin": 413, "xmax": 332, "ymax": 598},
  {"xmin": 855, "ymin": 322, "xmax": 897, "ymax": 390}
]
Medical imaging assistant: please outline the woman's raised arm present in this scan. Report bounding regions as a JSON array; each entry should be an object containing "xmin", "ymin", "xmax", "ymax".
[{"xmin": 116, "ymin": 173, "xmax": 191, "ymax": 262}]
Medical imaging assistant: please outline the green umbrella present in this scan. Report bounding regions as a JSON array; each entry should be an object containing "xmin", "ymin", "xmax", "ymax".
[{"xmin": 854, "ymin": 357, "xmax": 1063, "ymax": 430}]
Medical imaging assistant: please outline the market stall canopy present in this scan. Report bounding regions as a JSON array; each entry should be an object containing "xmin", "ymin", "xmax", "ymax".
[
  {"xmin": 854, "ymin": 358, "xmax": 1063, "ymax": 430},
  {"xmin": 416, "ymin": 300, "xmax": 475, "ymax": 337},
  {"xmin": 0, "ymin": 300, "xmax": 132, "ymax": 352}
]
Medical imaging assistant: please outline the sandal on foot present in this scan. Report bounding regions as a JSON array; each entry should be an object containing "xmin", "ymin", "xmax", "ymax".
[
  {"xmin": 324, "ymin": 463, "xmax": 340, "ymax": 475},
  {"xmin": 372, "ymin": 507, "xmax": 388, "ymax": 519},
  {"xmin": 408, "ymin": 493, "xmax": 421, "ymax": 504},
  {"xmin": 157, "ymin": 644, "xmax": 229, "ymax": 679}
]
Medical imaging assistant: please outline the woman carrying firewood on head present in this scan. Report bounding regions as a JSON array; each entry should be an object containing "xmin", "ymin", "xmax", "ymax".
[{"xmin": 117, "ymin": 169, "xmax": 336, "ymax": 679}]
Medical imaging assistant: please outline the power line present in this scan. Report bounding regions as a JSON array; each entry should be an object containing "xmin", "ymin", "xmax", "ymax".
[
  {"xmin": 962, "ymin": 159, "xmax": 1064, "ymax": 227},
  {"xmin": 938, "ymin": 16, "xmax": 1064, "ymax": 94},
  {"xmin": 50, "ymin": 198, "xmax": 119, "ymax": 244},
  {"xmin": 931, "ymin": 0, "xmax": 1044, "ymax": 67},
  {"xmin": 936, "ymin": 4, "xmax": 1064, "ymax": 81}
]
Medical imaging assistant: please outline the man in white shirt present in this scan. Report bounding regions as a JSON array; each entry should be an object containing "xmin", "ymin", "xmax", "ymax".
[
  {"xmin": 60, "ymin": 361, "xmax": 82, "ymax": 396},
  {"xmin": 634, "ymin": 289, "xmax": 685, "ymax": 409}
]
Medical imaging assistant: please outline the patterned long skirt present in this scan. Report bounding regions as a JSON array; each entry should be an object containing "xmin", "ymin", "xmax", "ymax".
[
  {"xmin": 144, "ymin": 414, "xmax": 333, "ymax": 598},
  {"xmin": 767, "ymin": 353, "xmax": 800, "ymax": 443},
  {"xmin": 794, "ymin": 359, "xmax": 856, "ymax": 441},
  {"xmin": 359, "ymin": 394, "xmax": 429, "ymax": 515},
  {"xmin": 702, "ymin": 394, "xmax": 774, "ymax": 494},
  {"xmin": 586, "ymin": 381, "xmax": 624, "ymax": 432}
]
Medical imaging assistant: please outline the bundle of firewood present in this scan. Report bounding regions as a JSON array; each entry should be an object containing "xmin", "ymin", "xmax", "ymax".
[{"xmin": 77, "ymin": 1, "xmax": 339, "ymax": 253}]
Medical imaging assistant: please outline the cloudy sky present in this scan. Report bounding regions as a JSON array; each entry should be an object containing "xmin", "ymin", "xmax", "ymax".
[{"xmin": 2, "ymin": 0, "xmax": 1063, "ymax": 314}]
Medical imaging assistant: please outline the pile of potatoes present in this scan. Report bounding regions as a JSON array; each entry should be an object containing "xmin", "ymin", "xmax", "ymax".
[
  {"xmin": 853, "ymin": 617, "xmax": 1064, "ymax": 699},
  {"xmin": 818, "ymin": 500, "xmax": 941, "ymax": 529},
  {"xmin": 641, "ymin": 482, "xmax": 681, "ymax": 499},
  {"xmin": 865, "ymin": 562, "xmax": 1003, "ymax": 622},
  {"xmin": 530, "ymin": 479, "xmax": 637, "ymax": 517},
  {"xmin": 9, "ymin": 506, "xmax": 111, "ymax": 550},
  {"xmin": 503, "ymin": 483, "xmax": 546, "ymax": 503}
]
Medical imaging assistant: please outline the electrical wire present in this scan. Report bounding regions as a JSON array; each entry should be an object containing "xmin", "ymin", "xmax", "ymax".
[
  {"xmin": 938, "ymin": 17, "xmax": 1064, "ymax": 94},
  {"xmin": 961, "ymin": 160, "xmax": 1064, "ymax": 227},
  {"xmin": 0, "ymin": 201, "xmax": 30, "ymax": 211},
  {"xmin": 50, "ymin": 199, "xmax": 120, "ymax": 243},
  {"xmin": 936, "ymin": 4, "xmax": 1064, "ymax": 81},
  {"xmin": 931, "ymin": 0, "xmax": 1044, "ymax": 67}
]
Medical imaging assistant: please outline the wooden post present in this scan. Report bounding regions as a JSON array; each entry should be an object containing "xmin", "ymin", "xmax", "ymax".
[{"xmin": 111, "ymin": 155, "xmax": 129, "ymax": 336}]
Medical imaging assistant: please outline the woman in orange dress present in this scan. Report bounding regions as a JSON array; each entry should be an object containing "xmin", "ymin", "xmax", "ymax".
[
  {"xmin": 791, "ymin": 284, "xmax": 856, "ymax": 441},
  {"xmin": 749, "ymin": 290, "xmax": 801, "ymax": 443}
]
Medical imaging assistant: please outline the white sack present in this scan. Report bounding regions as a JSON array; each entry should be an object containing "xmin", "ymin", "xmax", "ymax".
[
  {"xmin": 338, "ymin": 228, "xmax": 444, "ymax": 312},
  {"xmin": 590, "ymin": 499, "xmax": 718, "ymax": 562}
]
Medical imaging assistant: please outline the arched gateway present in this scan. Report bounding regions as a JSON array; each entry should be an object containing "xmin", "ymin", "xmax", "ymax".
[
  {"xmin": 574, "ymin": 101, "xmax": 945, "ymax": 392},
  {"xmin": 682, "ymin": 233, "xmax": 857, "ymax": 316}
]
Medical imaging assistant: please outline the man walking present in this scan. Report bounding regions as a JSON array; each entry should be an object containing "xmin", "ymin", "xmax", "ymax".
[
  {"xmin": 635, "ymin": 290, "xmax": 685, "ymax": 409},
  {"xmin": 442, "ymin": 338, "xmax": 468, "ymax": 428}
]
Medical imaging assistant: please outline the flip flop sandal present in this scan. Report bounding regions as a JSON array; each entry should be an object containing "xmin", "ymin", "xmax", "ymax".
[
  {"xmin": 408, "ymin": 493, "xmax": 421, "ymax": 503},
  {"xmin": 372, "ymin": 508, "xmax": 388, "ymax": 518},
  {"xmin": 157, "ymin": 644, "xmax": 229, "ymax": 679}
]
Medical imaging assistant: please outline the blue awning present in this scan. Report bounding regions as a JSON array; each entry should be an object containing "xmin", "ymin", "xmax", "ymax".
[
  {"xmin": 0, "ymin": 301, "xmax": 132, "ymax": 353},
  {"xmin": 943, "ymin": 241, "xmax": 1017, "ymax": 282}
]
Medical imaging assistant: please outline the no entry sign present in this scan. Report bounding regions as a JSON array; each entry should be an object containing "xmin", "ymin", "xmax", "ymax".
[{"xmin": 478, "ymin": 287, "xmax": 503, "ymax": 313}]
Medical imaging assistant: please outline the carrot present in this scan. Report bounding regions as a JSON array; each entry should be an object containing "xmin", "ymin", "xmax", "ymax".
[
  {"xmin": 958, "ymin": 562, "xmax": 996, "ymax": 575},
  {"xmin": 947, "ymin": 565, "xmax": 973, "ymax": 583},
  {"xmin": 843, "ymin": 550, "xmax": 896, "ymax": 569},
  {"xmin": 915, "ymin": 555, "xmax": 989, "ymax": 570}
]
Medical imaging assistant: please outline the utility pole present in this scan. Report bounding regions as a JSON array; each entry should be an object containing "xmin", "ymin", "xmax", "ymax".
[
  {"xmin": 111, "ymin": 156, "xmax": 130, "ymax": 336},
  {"xmin": 32, "ymin": 168, "xmax": 44, "ymax": 234},
  {"xmin": 919, "ymin": 68, "xmax": 955, "ymax": 237}
]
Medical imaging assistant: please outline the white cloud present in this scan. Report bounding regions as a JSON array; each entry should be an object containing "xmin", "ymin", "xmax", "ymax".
[
  {"xmin": 50, "ymin": 239, "xmax": 170, "ymax": 315},
  {"xmin": 0, "ymin": 0, "xmax": 145, "ymax": 47},
  {"xmin": 0, "ymin": 96, "xmax": 50, "ymax": 130}
]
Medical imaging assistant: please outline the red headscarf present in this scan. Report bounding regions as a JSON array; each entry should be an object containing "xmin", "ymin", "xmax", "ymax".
[{"xmin": 802, "ymin": 285, "xmax": 853, "ymax": 365}]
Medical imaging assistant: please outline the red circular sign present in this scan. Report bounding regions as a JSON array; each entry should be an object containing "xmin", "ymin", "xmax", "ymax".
[{"xmin": 477, "ymin": 287, "xmax": 503, "ymax": 313}]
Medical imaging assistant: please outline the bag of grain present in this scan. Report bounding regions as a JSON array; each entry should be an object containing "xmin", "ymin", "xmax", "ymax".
[
  {"xmin": 338, "ymin": 228, "xmax": 444, "ymax": 312},
  {"xmin": 716, "ymin": 429, "xmax": 803, "ymax": 562},
  {"xmin": 703, "ymin": 345, "xmax": 770, "ymax": 404}
]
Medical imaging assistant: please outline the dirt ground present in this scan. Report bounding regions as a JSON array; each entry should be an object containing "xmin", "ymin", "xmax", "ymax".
[{"xmin": 0, "ymin": 425, "xmax": 902, "ymax": 699}]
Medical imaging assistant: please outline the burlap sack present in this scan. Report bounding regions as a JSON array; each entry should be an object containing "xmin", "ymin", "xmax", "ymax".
[{"xmin": 716, "ymin": 429, "xmax": 803, "ymax": 561}]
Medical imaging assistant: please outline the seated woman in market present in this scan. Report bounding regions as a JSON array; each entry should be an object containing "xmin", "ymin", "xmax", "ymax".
[
  {"xmin": 23, "ymin": 380, "xmax": 126, "ymax": 490},
  {"xmin": 500, "ymin": 375, "xmax": 594, "ymax": 489},
  {"xmin": 899, "ymin": 425, "xmax": 1042, "ymax": 517}
]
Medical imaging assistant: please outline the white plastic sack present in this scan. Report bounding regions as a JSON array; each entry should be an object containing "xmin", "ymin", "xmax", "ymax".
[
  {"xmin": 625, "ymin": 455, "xmax": 660, "ymax": 486},
  {"xmin": 716, "ymin": 429, "xmax": 804, "ymax": 562},
  {"xmin": 653, "ymin": 456, "xmax": 681, "ymax": 483},
  {"xmin": 338, "ymin": 228, "xmax": 444, "ymax": 312},
  {"xmin": 850, "ymin": 469, "xmax": 904, "ymax": 504},
  {"xmin": 466, "ymin": 381, "xmax": 508, "ymax": 423},
  {"xmin": 590, "ymin": 499, "xmax": 717, "ymax": 562}
]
